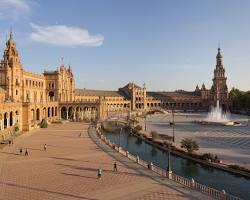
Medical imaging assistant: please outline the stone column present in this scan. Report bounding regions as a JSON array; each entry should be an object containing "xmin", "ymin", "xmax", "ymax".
[
  {"xmin": 66, "ymin": 109, "xmax": 69, "ymax": 120},
  {"xmin": 59, "ymin": 109, "xmax": 61, "ymax": 120},
  {"xmin": 7, "ymin": 117, "xmax": 9, "ymax": 129},
  {"xmin": 16, "ymin": 115, "xmax": 19, "ymax": 125},
  {"xmin": 44, "ymin": 109, "xmax": 47, "ymax": 119},
  {"xmin": 13, "ymin": 116, "xmax": 15, "ymax": 126}
]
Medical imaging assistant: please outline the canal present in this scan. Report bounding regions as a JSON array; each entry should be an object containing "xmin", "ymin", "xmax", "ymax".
[{"xmin": 103, "ymin": 130, "xmax": 250, "ymax": 200}]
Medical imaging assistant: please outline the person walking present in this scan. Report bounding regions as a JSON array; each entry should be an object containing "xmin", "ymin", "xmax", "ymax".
[
  {"xmin": 25, "ymin": 148, "xmax": 28, "ymax": 156},
  {"xmin": 44, "ymin": 144, "xmax": 47, "ymax": 151},
  {"xmin": 97, "ymin": 168, "xmax": 102, "ymax": 179},
  {"xmin": 113, "ymin": 161, "xmax": 117, "ymax": 172},
  {"xmin": 19, "ymin": 148, "xmax": 22, "ymax": 155}
]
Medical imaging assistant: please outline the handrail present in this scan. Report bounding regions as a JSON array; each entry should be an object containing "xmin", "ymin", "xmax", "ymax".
[{"xmin": 94, "ymin": 126, "xmax": 242, "ymax": 200}]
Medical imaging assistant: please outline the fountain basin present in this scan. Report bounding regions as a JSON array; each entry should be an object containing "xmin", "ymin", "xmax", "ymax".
[{"xmin": 194, "ymin": 120, "xmax": 241, "ymax": 126}]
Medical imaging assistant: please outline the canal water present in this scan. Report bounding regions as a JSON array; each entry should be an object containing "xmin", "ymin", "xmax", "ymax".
[{"xmin": 103, "ymin": 130, "xmax": 250, "ymax": 200}]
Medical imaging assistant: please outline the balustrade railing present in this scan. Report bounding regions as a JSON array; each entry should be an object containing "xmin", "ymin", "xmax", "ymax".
[{"xmin": 94, "ymin": 125, "xmax": 241, "ymax": 200}]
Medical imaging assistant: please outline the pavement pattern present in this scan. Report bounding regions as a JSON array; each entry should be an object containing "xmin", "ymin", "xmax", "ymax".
[{"xmin": 0, "ymin": 122, "xmax": 211, "ymax": 200}]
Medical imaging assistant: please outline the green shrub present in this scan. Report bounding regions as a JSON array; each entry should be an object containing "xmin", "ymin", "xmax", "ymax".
[
  {"xmin": 40, "ymin": 119, "xmax": 48, "ymax": 128},
  {"xmin": 14, "ymin": 126, "xmax": 19, "ymax": 132},
  {"xmin": 201, "ymin": 153, "xmax": 216, "ymax": 161},
  {"xmin": 150, "ymin": 130, "xmax": 159, "ymax": 139},
  {"xmin": 181, "ymin": 138, "xmax": 199, "ymax": 153}
]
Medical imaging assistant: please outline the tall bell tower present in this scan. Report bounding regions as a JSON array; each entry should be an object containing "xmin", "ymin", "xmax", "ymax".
[
  {"xmin": 212, "ymin": 47, "xmax": 228, "ymax": 103},
  {"xmin": 0, "ymin": 32, "xmax": 23, "ymax": 102}
]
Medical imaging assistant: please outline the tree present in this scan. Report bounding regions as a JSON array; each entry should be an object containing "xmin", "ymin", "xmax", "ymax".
[
  {"xmin": 229, "ymin": 88, "xmax": 250, "ymax": 110},
  {"xmin": 181, "ymin": 138, "xmax": 199, "ymax": 153},
  {"xmin": 40, "ymin": 119, "xmax": 48, "ymax": 128}
]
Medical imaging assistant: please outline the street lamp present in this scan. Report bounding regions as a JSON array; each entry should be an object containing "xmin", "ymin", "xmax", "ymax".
[
  {"xmin": 119, "ymin": 127, "xmax": 122, "ymax": 148},
  {"xmin": 167, "ymin": 143, "xmax": 172, "ymax": 179},
  {"xmin": 167, "ymin": 144, "xmax": 171, "ymax": 171},
  {"xmin": 144, "ymin": 114, "xmax": 147, "ymax": 131},
  {"xmin": 172, "ymin": 110, "xmax": 175, "ymax": 142},
  {"xmin": 107, "ymin": 106, "xmax": 109, "ymax": 119}
]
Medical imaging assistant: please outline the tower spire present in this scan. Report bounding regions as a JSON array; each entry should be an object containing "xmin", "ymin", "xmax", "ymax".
[
  {"xmin": 60, "ymin": 57, "xmax": 64, "ymax": 66},
  {"xmin": 216, "ymin": 46, "xmax": 223, "ymax": 68},
  {"xmin": 9, "ymin": 26, "xmax": 13, "ymax": 40},
  {"xmin": 212, "ymin": 46, "xmax": 228, "ymax": 102}
]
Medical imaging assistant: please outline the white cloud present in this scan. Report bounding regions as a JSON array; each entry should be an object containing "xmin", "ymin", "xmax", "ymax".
[
  {"xmin": 0, "ymin": 0, "xmax": 31, "ymax": 21},
  {"xmin": 30, "ymin": 23, "xmax": 104, "ymax": 47}
]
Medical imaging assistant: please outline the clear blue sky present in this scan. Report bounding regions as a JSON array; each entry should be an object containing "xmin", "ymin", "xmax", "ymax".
[{"xmin": 0, "ymin": 0, "xmax": 250, "ymax": 91}]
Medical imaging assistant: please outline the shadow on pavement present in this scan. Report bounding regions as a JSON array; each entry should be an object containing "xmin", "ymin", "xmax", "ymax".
[
  {"xmin": 0, "ymin": 181, "xmax": 98, "ymax": 200},
  {"xmin": 61, "ymin": 172, "xmax": 97, "ymax": 180},
  {"xmin": 57, "ymin": 163, "xmax": 143, "ymax": 177},
  {"xmin": 0, "ymin": 151, "xmax": 20, "ymax": 156}
]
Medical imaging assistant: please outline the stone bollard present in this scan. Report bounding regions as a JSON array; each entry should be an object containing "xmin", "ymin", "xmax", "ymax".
[
  {"xmin": 150, "ymin": 162, "xmax": 153, "ymax": 170},
  {"xmin": 166, "ymin": 169, "xmax": 172, "ymax": 179},
  {"xmin": 221, "ymin": 189, "xmax": 226, "ymax": 200},
  {"xmin": 191, "ymin": 178, "xmax": 195, "ymax": 188},
  {"xmin": 136, "ymin": 155, "xmax": 140, "ymax": 164}
]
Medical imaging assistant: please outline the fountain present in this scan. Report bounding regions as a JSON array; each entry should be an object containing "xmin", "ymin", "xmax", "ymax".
[
  {"xmin": 198, "ymin": 100, "xmax": 240, "ymax": 126},
  {"xmin": 206, "ymin": 100, "xmax": 229, "ymax": 123}
]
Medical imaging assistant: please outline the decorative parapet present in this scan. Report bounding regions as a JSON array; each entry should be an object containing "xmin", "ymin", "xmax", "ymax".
[{"xmin": 93, "ymin": 126, "xmax": 242, "ymax": 200}]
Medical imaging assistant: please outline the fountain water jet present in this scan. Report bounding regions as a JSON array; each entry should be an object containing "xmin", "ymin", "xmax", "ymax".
[
  {"xmin": 206, "ymin": 100, "xmax": 229, "ymax": 123},
  {"xmin": 198, "ymin": 100, "xmax": 240, "ymax": 126}
]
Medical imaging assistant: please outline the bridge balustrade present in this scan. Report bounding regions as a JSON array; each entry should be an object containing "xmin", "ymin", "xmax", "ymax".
[{"xmin": 94, "ymin": 127, "xmax": 242, "ymax": 200}]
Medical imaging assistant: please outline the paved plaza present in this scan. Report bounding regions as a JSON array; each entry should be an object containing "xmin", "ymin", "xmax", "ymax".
[
  {"xmin": 139, "ymin": 113, "xmax": 250, "ymax": 169},
  {"xmin": 0, "ymin": 122, "xmax": 211, "ymax": 200}
]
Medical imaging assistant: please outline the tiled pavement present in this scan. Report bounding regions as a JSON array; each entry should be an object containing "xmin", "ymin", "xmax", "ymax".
[{"xmin": 0, "ymin": 122, "xmax": 211, "ymax": 200}]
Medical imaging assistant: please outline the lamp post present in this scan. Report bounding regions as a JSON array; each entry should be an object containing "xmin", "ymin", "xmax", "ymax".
[
  {"xmin": 172, "ymin": 110, "xmax": 175, "ymax": 142},
  {"xmin": 144, "ymin": 114, "xmax": 147, "ymax": 131},
  {"xmin": 119, "ymin": 127, "xmax": 122, "ymax": 148},
  {"xmin": 167, "ymin": 143, "xmax": 172, "ymax": 179},
  {"xmin": 107, "ymin": 106, "xmax": 109, "ymax": 119}
]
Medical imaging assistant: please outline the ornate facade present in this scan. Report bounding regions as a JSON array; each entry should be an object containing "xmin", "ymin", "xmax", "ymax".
[{"xmin": 0, "ymin": 33, "xmax": 229, "ymax": 139}]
